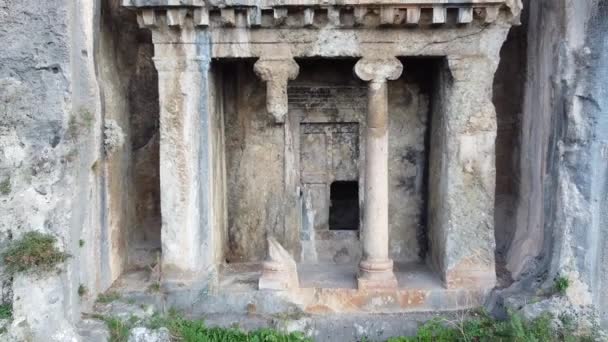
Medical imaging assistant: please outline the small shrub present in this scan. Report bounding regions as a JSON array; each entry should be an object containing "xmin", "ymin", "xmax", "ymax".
[
  {"xmin": 0, "ymin": 178, "xmax": 10, "ymax": 195},
  {"xmin": 78, "ymin": 284, "xmax": 88, "ymax": 297},
  {"xmin": 79, "ymin": 239, "xmax": 85, "ymax": 247},
  {"xmin": 67, "ymin": 109, "xmax": 94, "ymax": 140},
  {"xmin": 147, "ymin": 282, "xmax": 161, "ymax": 293},
  {"xmin": 2, "ymin": 232, "xmax": 69, "ymax": 274},
  {"xmin": 555, "ymin": 276, "xmax": 570, "ymax": 296},
  {"xmin": 96, "ymin": 291, "xmax": 121, "ymax": 304},
  {"xmin": 0, "ymin": 303, "xmax": 12, "ymax": 320},
  {"xmin": 104, "ymin": 316, "xmax": 133, "ymax": 342}
]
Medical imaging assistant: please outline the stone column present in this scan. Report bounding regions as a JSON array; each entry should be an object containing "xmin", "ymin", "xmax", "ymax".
[
  {"xmin": 254, "ymin": 56, "xmax": 299, "ymax": 123},
  {"xmin": 354, "ymin": 57, "xmax": 403, "ymax": 290},
  {"xmin": 152, "ymin": 30, "xmax": 217, "ymax": 285},
  {"xmin": 428, "ymin": 55, "xmax": 499, "ymax": 289}
]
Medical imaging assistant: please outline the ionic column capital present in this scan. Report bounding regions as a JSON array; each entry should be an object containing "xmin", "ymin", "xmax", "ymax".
[
  {"xmin": 354, "ymin": 57, "xmax": 403, "ymax": 83},
  {"xmin": 254, "ymin": 57, "xmax": 299, "ymax": 123}
]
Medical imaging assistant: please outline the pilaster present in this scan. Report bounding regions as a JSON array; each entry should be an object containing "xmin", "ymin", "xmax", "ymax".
[
  {"xmin": 430, "ymin": 55, "xmax": 499, "ymax": 289},
  {"xmin": 152, "ymin": 27, "xmax": 218, "ymax": 287}
]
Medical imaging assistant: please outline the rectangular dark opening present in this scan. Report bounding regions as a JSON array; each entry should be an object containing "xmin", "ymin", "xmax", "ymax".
[{"xmin": 329, "ymin": 181, "xmax": 359, "ymax": 230}]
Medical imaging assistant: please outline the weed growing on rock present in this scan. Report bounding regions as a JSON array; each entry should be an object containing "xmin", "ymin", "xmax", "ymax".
[
  {"xmin": 96, "ymin": 291, "xmax": 121, "ymax": 304},
  {"xmin": 79, "ymin": 239, "xmax": 85, "ymax": 247},
  {"xmin": 105, "ymin": 316, "xmax": 136, "ymax": 342},
  {"xmin": 0, "ymin": 303, "xmax": 12, "ymax": 320},
  {"xmin": 67, "ymin": 108, "xmax": 94, "ymax": 140},
  {"xmin": 2, "ymin": 232, "xmax": 69, "ymax": 274},
  {"xmin": 147, "ymin": 282, "xmax": 161, "ymax": 293},
  {"xmin": 555, "ymin": 276, "xmax": 570, "ymax": 296},
  {"xmin": 78, "ymin": 284, "xmax": 88, "ymax": 297},
  {"xmin": 0, "ymin": 178, "xmax": 10, "ymax": 195}
]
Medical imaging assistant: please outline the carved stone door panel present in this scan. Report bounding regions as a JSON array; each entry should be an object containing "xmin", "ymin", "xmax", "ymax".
[{"xmin": 300, "ymin": 123, "xmax": 359, "ymax": 232}]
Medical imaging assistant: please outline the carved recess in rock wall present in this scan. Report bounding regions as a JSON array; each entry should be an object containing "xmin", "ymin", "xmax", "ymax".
[{"xmin": 122, "ymin": 0, "xmax": 519, "ymax": 295}]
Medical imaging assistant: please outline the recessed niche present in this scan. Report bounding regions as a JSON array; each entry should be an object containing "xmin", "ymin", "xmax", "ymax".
[{"xmin": 329, "ymin": 181, "xmax": 360, "ymax": 231}]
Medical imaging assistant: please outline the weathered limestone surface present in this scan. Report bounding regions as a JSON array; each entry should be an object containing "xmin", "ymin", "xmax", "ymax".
[
  {"xmin": 254, "ymin": 57, "xmax": 300, "ymax": 123},
  {"xmin": 292, "ymin": 59, "xmax": 430, "ymax": 264},
  {"xmin": 153, "ymin": 37, "xmax": 222, "ymax": 281},
  {"xmin": 428, "ymin": 54, "xmax": 504, "ymax": 289},
  {"xmin": 493, "ymin": 0, "xmax": 608, "ymax": 330},
  {"xmin": 0, "ymin": 0, "xmax": 109, "ymax": 340},
  {"xmin": 223, "ymin": 61, "xmax": 287, "ymax": 262},
  {"xmin": 259, "ymin": 237, "xmax": 299, "ymax": 290}
]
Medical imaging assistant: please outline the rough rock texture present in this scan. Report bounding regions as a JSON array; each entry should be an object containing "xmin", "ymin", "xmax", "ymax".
[
  {"xmin": 128, "ymin": 327, "xmax": 171, "ymax": 342},
  {"xmin": 492, "ymin": 4, "xmax": 527, "ymax": 286},
  {"xmin": 99, "ymin": 0, "xmax": 161, "ymax": 270},
  {"xmin": 104, "ymin": 119, "xmax": 126, "ymax": 155},
  {"xmin": 0, "ymin": 0, "xmax": 159, "ymax": 339},
  {"xmin": 491, "ymin": 0, "xmax": 608, "ymax": 330},
  {"xmin": 0, "ymin": 0, "xmax": 104, "ymax": 339}
]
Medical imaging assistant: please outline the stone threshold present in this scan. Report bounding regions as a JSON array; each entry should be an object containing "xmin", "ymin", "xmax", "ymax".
[{"xmin": 107, "ymin": 262, "xmax": 491, "ymax": 316}]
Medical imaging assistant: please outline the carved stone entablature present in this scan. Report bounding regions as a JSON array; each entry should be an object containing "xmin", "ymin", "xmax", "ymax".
[{"xmin": 124, "ymin": 0, "xmax": 521, "ymax": 29}]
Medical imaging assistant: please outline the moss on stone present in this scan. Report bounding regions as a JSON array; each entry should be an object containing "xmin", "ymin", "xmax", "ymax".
[
  {"xmin": 0, "ymin": 303, "xmax": 12, "ymax": 320},
  {"xmin": 96, "ymin": 291, "xmax": 122, "ymax": 304},
  {"xmin": 2, "ymin": 232, "xmax": 69, "ymax": 275},
  {"xmin": 0, "ymin": 178, "xmax": 11, "ymax": 195},
  {"xmin": 78, "ymin": 284, "xmax": 88, "ymax": 297}
]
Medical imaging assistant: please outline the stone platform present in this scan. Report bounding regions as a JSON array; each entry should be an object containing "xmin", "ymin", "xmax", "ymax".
[{"xmin": 108, "ymin": 262, "xmax": 491, "ymax": 317}]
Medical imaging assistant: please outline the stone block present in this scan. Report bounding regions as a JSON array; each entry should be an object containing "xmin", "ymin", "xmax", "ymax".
[{"xmin": 259, "ymin": 237, "xmax": 299, "ymax": 291}]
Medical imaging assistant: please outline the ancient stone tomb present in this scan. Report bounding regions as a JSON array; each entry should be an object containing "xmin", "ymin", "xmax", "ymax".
[{"xmin": 120, "ymin": 0, "xmax": 521, "ymax": 314}]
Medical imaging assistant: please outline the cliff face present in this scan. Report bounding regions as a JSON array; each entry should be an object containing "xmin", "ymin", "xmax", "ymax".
[
  {"xmin": 0, "ymin": 0, "xmax": 156, "ymax": 339},
  {"xmin": 495, "ymin": 0, "xmax": 608, "ymax": 328},
  {"xmin": 0, "ymin": 0, "xmax": 103, "ymax": 340}
]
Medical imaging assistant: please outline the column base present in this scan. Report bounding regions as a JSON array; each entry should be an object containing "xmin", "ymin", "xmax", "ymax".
[
  {"xmin": 357, "ymin": 260, "xmax": 398, "ymax": 291},
  {"xmin": 259, "ymin": 261, "xmax": 299, "ymax": 291}
]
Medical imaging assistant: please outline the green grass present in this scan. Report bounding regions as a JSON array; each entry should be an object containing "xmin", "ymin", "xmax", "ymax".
[
  {"xmin": 2, "ymin": 232, "xmax": 70, "ymax": 274},
  {"xmin": 0, "ymin": 303, "xmax": 12, "ymax": 320},
  {"xmin": 105, "ymin": 316, "xmax": 135, "ymax": 342},
  {"xmin": 96, "ymin": 291, "xmax": 121, "ymax": 304},
  {"xmin": 97, "ymin": 310, "xmax": 599, "ymax": 342},
  {"xmin": 103, "ymin": 311, "xmax": 311, "ymax": 342},
  {"xmin": 555, "ymin": 276, "xmax": 570, "ymax": 296},
  {"xmin": 387, "ymin": 311, "xmax": 595, "ymax": 342}
]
